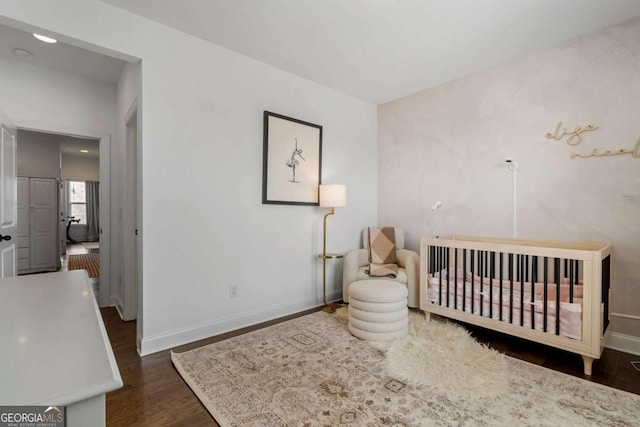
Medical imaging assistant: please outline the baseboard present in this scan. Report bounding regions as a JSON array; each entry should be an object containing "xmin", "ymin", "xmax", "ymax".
[
  {"xmin": 605, "ymin": 332, "xmax": 640, "ymax": 356},
  {"xmin": 114, "ymin": 304, "xmax": 124, "ymax": 321},
  {"xmin": 112, "ymin": 295, "xmax": 124, "ymax": 319},
  {"xmin": 139, "ymin": 290, "xmax": 343, "ymax": 356}
]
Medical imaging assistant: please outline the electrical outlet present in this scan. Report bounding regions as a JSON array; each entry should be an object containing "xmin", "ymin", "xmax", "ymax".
[{"xmin": 229, "ymin": 285, "xmax": 238, "ymax": 298}]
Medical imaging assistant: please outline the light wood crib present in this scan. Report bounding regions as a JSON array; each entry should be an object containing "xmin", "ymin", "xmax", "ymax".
[{"xmin": 419, "ymin": 236, "xmax": 612, "ymax": 375}]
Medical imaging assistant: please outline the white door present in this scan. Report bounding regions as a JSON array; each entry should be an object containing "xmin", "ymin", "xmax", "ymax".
[
  {"xmin": 0, "ymin": 125, "xmax": 17, "ymax": 278},
  {"xmin": 30, "ymin": 178, "xmax": 57, "ymax": 270}
]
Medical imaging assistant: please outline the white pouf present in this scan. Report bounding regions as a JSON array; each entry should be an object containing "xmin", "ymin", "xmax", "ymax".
[{"xmin": 348, "ymin": 279, "xmax": 408, "ymax": 341}]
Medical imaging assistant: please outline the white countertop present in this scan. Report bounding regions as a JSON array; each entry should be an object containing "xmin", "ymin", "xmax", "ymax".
[{"xmin": 0, "ymin": 270, "xmax": 123, "ymax": 405}]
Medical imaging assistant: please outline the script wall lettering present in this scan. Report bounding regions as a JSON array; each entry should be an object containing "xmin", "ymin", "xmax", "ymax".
[
  {"xmin": 545, "ymin": 122, "xmax": 598, "ymax": 146},
  {"xmin": 571, "ymin": 138, "xmax": 640, "ymax": 159},
  {"xmin": 544, "ymin": 121, "xmax": 638, "ymax": 160}
]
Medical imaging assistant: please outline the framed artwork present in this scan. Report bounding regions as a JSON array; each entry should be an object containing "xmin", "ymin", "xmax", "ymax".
[{"xmin": 262, "ymin": 111, "xmax": 322, "ymax": 205}]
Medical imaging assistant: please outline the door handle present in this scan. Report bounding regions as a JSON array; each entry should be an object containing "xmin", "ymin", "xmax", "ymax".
[{"xmin": 0, "ymin": 235, "xmax": 11, "ymax": 241}]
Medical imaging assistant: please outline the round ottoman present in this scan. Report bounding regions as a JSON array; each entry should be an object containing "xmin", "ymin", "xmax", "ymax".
[{"xmin": 348, "ymin": 279, "xmax": 408, "ymax": 341}]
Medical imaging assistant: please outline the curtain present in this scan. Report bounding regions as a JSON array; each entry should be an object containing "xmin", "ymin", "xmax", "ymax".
[{"xmin": 86, "ymin": 181, "xmax": 100, "ymax": 242}]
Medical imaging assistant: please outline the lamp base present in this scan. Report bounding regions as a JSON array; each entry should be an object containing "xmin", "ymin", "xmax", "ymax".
[{"xmin": 322, "ymin": 302, "xmax": 345, "ymax": 314}]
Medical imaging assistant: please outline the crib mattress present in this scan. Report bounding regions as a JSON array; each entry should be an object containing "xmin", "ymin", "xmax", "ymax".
[{"xmin": 427, "ymin": 271, "xmax": 585, "ymax": 340}]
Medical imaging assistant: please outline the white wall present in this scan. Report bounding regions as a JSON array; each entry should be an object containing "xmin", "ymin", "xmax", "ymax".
[
  {"xmin": 16, "ymin": 129, "xmax": 60, "ymax": 178},
  {"xmin": 378, "ymin": 18, "xmax": 640, "ymax": 339},
  {"xmin": 0, "ymin": 57, "xmax": 118, "ymax": 133},
  {"xmin": 0, "ymin": 107, "xmax": 12, "ymax": 128},
  {"xmin": 61, "ymin": 153, "xmax": 99, "ymax": 181},
  {"xmin": 0, "ymin": 1, "xmax": 378, "ymax": 354}
]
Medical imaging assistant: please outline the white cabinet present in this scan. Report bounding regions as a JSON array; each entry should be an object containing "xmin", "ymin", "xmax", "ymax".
[
  {"xmin": 0, "ymin": 271, "xmax": 123, "ymax": 425},
  {"xmin": 17, "ymin": 177, "xmax": 58, "ymax": 275}
]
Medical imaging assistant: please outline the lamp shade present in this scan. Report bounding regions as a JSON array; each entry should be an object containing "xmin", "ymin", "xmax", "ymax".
[{"xmin": 319, "ymin": 184, "xmax": 347, "ymax": 208}]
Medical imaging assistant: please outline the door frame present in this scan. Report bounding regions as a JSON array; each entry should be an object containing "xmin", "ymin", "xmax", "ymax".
[
  {"xmin": 0, "ymin": 124, "xmax": 17, "ymax": 278},
  {"xmin": 14, "ymin": 120, "xmax": 111, "ymax": 307},
  {"xmin": 123, "ymin": 99, "xmax": 140, "ymax": 324}
]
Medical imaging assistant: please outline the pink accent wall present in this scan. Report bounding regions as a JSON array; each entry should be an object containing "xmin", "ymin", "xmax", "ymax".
[{"xmin": 378, "ymin": 18, "xmax": 640, "ymax": 337}]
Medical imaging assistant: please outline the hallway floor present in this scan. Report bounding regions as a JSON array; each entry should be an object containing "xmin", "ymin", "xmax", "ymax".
[{"xmin": 61, "ymin": 242, "xmax": 100, "ymax": 299}]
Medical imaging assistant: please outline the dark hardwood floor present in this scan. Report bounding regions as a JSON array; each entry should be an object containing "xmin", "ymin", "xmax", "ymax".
[
  {"xmin": 103, "ymin": 307, "xmax": 320, "ymax": 426},
  {"xmin": 103, "ymin": 307, "xmax": 640, "ymax": 426},
  {"xmin": 459, "ymin": 320, "xmax": 640, "ymax": 394}
]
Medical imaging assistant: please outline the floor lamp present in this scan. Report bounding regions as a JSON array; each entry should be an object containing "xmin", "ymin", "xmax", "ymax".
[{"xmin": 319, "ymin": 184, "xmax": 347, "ymax": 313}]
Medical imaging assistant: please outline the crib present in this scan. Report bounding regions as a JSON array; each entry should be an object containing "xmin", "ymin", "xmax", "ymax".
[{"xmin": 419, "ymin": 235, "xmax": 612, "ymax": 375}]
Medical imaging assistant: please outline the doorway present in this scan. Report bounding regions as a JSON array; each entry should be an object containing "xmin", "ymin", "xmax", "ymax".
[
  {"xmin": 0, "ymin": 20, "xmax": 140, "ymax": 347},
  {"xmin": 15, "ymin": 128, "xmax": 111, "ymax": 306}
]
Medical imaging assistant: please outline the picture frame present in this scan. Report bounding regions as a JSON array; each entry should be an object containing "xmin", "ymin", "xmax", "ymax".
[{"xmin": 262, "ymin": 111, "xmax": 322, "ymax": 205}]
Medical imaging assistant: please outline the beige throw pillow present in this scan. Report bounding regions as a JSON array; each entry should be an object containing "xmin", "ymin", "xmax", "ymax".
[{"xmin": 367, "ymin": 227, "xmax": 398, "ymax": 278}]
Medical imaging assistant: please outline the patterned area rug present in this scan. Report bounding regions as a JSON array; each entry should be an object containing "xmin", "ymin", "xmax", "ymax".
[
  {"xmin": 172, "ymin": 311, "xmax": 640, "ymax": 426},
  {"xmin": 68, "ymin": 253, "xmax": 100, "ymax": 278}
]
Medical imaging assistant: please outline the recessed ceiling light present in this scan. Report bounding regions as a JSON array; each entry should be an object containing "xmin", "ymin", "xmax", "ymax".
[
  {"xmin": 12, "ymin": 48, "xmax": 32, "ymax": 57},
  {"xmin": 80, "ymin": 149, "xmax": 89, "ymax": 153},
  {"xmin": 33, "ymin": 33, "xmax": 57, "ymax": 44}
]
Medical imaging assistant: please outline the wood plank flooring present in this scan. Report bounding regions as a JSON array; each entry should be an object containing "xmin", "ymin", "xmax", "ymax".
[
  {"xmin": 103, "ymin": 307, "xmax": 320, "ymax": 426},
  {"xmin": 102, "ymin": 307, "xmax": 640, "ymax": 426}
]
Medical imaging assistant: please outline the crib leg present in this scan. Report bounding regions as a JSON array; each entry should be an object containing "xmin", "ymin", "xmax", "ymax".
[
  {"xmin": 581, "ymin": 355, "xmax": 594, "ymax": 376},
  {"xmin": 424, "ymin": 312, "xmax": 431, "ymax": 322}
]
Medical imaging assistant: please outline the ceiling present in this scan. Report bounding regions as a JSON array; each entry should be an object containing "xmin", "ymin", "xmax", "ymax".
[
  {"xmin": 0, "ymin": 23, "xmax": 124, "ymax": 83},
  {"xmin": 100, "ymin": 0, "xmax": 640, "ymax": 104},
  {"xmin": 59, "ymin": 135, "xmax": 100, "ymax": 158},
  {"xmin": 19, "ymin": 129, "xmax": 100, "ymax": 158},
  {"xmin": 1, "ymin": 24, "xmax": 114, "ymax": 158}
]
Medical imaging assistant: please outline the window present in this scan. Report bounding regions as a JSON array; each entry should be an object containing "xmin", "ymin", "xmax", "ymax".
[{"xmin": 68, "ymin": 181, "xmax": 87, "ymax": 224}]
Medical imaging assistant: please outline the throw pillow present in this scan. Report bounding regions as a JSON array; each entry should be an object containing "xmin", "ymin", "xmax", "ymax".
[{"xmin": 367, "ymin": 227, "xmax": 398, "ymax": 277}]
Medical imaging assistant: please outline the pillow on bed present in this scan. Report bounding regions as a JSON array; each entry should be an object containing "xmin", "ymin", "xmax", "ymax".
[{"xmin": 367, "ymin": 227, "xmax": 398, "ymax": 277}]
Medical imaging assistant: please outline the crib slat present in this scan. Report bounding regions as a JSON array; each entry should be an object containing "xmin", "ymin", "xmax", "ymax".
[
  {"xmin": 543, "ymin": 257, "xmax": 548, "ymax": 332},
  {"xmin": 471, "ymin": 250, "xmax": 475, "ymax": 314},
  {"xmin": 489, "ymin": 252, "xmax": 495, "ymax": 319},
  {"xmin": 430, "ymin": 246, "xmax": 435, "ymax": 276},
  {"xmin": 454, "ymin": 247, "xmax": 458, "ymax": 310},
  {"xmin": 446, "ymin": 246, "xmax": 450, "ymax": 308},
  {"xmin": 499, "ymin": 252, "xmax": 503, "ymax": 321},
  {"xmin": 438, "ymin": 246, "xmax": 443, "ymax": 305},
  {"xmin": 479, "ymin": 250, "xmax": 484, "ymax": 317},
  {"xmin": 531, "ymin": 256, "xmax": 537, "ymax": 330},
  {"xmin": 569, "ymin": 259, "xmax": 574, "ymax": 304},
  {"xmin": 555, "ymin": 257, "xmax": 561, "ymax": 335},
  {"xmin": 463, "ymin": 249, "xmax": 467, "ymax": 313},
  {"xmin": 509, "ymin": 253, "xmax": 514, "ymax": 324},
  {"xmin": 520, "ymin": 254, "xmax": 525, "ymax": 327}
]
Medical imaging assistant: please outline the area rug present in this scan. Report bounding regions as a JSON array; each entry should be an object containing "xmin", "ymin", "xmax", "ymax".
[
  {"xmin": 172, "ymin": 310, "xmax": 640, "ymax": 426},
  {"xmin": 68, "ymin": 253, "xmax": 100, "ymax": 278}
]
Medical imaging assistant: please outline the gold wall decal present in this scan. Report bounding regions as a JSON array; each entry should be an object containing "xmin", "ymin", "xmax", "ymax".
[
  {"xmin": 545, "ymin": 122, "xmax": 598, "ymax": 145},
  {"xmin": 571, "ymin": 138, "xmax": 640, "ymax": 160},
  {"xmin": 545, "ymin": 120, "xmax": 637, "ymax": 160}
]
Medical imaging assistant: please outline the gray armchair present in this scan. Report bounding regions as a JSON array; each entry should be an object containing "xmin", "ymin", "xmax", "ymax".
[{"xmin": 342, "ymin": 228, "xmax": 420, "ymax": 308}]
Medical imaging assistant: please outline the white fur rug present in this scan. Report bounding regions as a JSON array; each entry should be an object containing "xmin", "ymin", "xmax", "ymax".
[{"xmin": 337, "ymin": 307, "xmax": 508, "ymax": 399}]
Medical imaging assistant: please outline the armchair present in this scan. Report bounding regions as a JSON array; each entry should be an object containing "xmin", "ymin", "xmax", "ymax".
[{"xmin": 343, "ymin": 228, "xmax": 420, "ymax": 308}]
